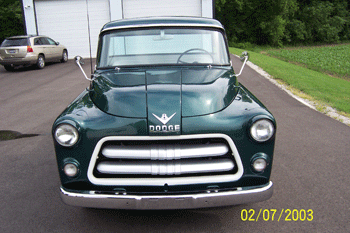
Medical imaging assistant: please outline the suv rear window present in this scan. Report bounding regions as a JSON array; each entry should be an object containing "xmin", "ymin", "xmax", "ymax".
[{"xmin": 1, "ymin": 38, "xmax": 29, "ymax": 47}]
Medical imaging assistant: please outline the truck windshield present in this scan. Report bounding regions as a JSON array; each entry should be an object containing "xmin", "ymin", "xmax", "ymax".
[{"xmin": 97, "ymin": 28, "xmax": 230, "ymax": 68}]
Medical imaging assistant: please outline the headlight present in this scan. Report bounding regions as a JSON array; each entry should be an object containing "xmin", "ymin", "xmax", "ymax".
[
  {"xmin": 54, "ymin": 124, "xmax": 79, "ymax": 147},
  {"xmin": 250, "ymin": 119, "xmax": 274, "ymax": 142}
]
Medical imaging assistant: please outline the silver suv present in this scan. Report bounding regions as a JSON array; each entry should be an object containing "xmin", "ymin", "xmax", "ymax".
[{"xmin": 0, "ymin": 35, "xmax": 68, "ymax": 71}]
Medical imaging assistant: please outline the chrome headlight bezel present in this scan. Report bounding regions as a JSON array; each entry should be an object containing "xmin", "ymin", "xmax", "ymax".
[
  {"xmin": 54, "ymin": 124, "xmax": 79, "ymax": 147},
  {"xmin": 249, "ymin": 118, "xmax": 275, "ymax": 143}
]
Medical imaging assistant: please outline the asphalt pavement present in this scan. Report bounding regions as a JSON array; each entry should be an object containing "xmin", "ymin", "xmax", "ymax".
[{"xmin": 0, "ymin": 57, "xmax": 349, "ymax": 232}]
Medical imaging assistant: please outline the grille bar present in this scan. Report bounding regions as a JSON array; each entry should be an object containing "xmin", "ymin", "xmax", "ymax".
[
  {"xmin": 101, "ymin": 143, "xmax": 229, "ymax": 160},
  {"xmin": 96, "ymin": 158, "xmax": 234, "ymax": 175}
]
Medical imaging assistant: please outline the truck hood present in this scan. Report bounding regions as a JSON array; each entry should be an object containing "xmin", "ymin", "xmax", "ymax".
[{"xmin": 90, "ymin": 67, "xmax": 238, "ymax": 120}]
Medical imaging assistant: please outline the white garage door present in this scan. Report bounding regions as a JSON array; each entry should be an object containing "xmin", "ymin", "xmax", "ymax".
[
  {"xmin": 35, "ymin": 0, "xmax": 110, "ymax": 58},
  {"xmin": 123, "ymin": 0, "xmax": 202, "ymax": 19}
]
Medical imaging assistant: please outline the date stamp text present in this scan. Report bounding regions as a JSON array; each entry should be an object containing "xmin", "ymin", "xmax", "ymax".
[{"xmin": 241, "ymin": 209, "xmax": 313, "ymax": 222}]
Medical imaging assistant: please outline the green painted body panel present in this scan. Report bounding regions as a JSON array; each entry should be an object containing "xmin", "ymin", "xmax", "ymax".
[
  {"xmin": 91, "ymin": 67, "xmax": 237, "ymax": 118},
  {"xmin": 91, "ymin": 71, "xmax": 147, "ymax": 118}
]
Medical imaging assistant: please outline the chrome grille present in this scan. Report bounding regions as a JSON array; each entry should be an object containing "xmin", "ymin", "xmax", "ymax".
[{"xmin": 93, "ymin": 138, "xmax": 236, "ymax": 177}]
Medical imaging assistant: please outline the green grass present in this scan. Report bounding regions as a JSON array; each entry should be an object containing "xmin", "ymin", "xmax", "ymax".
[
  {"xmin": 229, "ymin": 47, "xmax": 350, "ymax": 116},
  {"xmin": 265, "ymin": 44, "xmax": 350, "ymax": 80}
]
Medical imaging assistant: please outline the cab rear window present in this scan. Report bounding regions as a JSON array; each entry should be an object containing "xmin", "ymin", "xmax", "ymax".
[{"xmin": 1, "ymin": 38, "xmax": 29, "ymax": 47}]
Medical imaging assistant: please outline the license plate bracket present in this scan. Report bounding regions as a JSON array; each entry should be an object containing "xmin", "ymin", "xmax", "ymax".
[{"xmin": 8, "ymin": 49, "xmax": 17, "ymax": 54}]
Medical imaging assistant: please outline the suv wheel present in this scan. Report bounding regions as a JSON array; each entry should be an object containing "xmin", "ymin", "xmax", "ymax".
[
  {"xmin": 61, "ymin": 50, "xmax": 68, "ymax": 63},
  {"xmin": 37, "ymin": 55, "xmax": 45, "ymax": 69}
]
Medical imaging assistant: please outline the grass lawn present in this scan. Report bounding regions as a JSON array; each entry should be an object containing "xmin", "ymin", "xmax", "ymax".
[
  {"xmin": 266, "ymin": 44, "xmax": 350, "ymax": 80},
  {"xmin": 229, "ymin": 47, "xmax": 350, "ymax": 117}
]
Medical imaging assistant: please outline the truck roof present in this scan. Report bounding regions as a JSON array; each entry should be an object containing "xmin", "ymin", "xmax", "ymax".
[{"xmin": 101, "ymin": 17, "xmax": 224, "ymax": 32}]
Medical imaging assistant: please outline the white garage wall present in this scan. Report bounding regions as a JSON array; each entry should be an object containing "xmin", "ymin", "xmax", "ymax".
[
  {"xmin": 123, "ymin": 0, "xmax": 201, "ymax": 19},
  {"xmin": 35, "ymin": 0, "xmax": 110, "ymax": 59},
  {"xmin": 86, "ymin": 0, "xmax": 111, "ymax": 58},
  {"xmin": 22, "ymin": 0, "xmax": 37, "ymax": 35}
]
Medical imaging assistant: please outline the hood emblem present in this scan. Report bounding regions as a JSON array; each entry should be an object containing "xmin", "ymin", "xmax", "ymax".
[
  {"xmin": 150, "ymin": 113, "xmax": 180, "ymax": 133},
  {"xmin": 152, "ymin": 113, "xmax": 176, "ymax": 125}
]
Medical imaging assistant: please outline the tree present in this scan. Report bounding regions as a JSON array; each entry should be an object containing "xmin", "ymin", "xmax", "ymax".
[
  {"xmin": 0, "ymin": 0, "xmax": 24, "ymax": 43},
  {"xmin": 216, "ymin": 0, "xmax": 350, "ymax": 46},
  {"xmin": 216, "ymin": 0, "xmax": 298, "ymax": 46},
  {"xmin": 286, "ymin": 0, "xmax": 349, "ymax": 44}
]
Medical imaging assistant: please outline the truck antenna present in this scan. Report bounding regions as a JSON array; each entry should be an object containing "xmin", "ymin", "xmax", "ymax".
[{"xmin": 85, "ymin": 0, "xmax": 93, "ymax": 75}]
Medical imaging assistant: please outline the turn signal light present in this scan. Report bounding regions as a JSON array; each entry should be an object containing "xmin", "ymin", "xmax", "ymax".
[
  {"xmin": 63, "ymin": 163, "xmax": 79, "ymax": 177},
  {"xmin": 27, "ymin": 46, "xmax": 33, "ymax": 52},
  {"xmin": 252, "ymin": 158, "xmax": 267, "ymax": 172}
]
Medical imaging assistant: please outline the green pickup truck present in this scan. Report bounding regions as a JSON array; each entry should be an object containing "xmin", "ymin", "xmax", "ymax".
[{"xmin": 52, "ymin": 17, "xmax": 276, "ymax": 209}]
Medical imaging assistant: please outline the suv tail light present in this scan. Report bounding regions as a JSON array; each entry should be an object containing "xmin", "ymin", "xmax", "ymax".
[{"xmin": 27, "ymin": 46, "xmax": 33, "ymax": 53}]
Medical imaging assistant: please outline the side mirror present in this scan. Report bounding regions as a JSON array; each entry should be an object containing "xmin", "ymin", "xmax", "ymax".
[
  {"xmin": 240, "ymin": 51, "xmax": 249, "ymax": 62},
  {"xmin": 74, "ymin": 55, "xmax": 92, "ymax": 81},
  {"xmin": 234, "ymin": 51, "xmax": 249, "ymax": 77},
  {"xmin": 55, "ymin": 42, "xmax": 60, "ymax": 45},
  {"xmin": 74, "ymin": 56, "xmax": 85, "ymax": 66}
]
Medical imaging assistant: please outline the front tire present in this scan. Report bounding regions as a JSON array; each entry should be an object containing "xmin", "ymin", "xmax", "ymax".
[
  {"xmin": 37, "ymin": 55, "xmax": 45, "ymax": 69},
  {"xmin": 61, "ymin": 50, "xmax": 68, "ymax": 63}
]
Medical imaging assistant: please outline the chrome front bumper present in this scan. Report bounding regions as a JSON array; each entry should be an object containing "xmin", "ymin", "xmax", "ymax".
[{"xmin": 60, "ymin": 181, "xmax": 273, "ymax": 209}]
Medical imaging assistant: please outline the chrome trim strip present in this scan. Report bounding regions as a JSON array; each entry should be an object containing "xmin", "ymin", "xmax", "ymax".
[
  {"xmin": 101, "ymin": 23, "xmax": 224, "ymax": 33},
  {"xmin": 96, "ymin": 158, "xmax": 234, "ymax": 175},
  {"xmin": 101, "ymin": 143, "xmax": 229, "ymax": 159},
  {"xmin": 87, "ymin": 134, "xmax": 244, "ymax": 186},
  {"xmin": 60, "ymin": 182, "xmax": 273, "ymax": 210}
]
